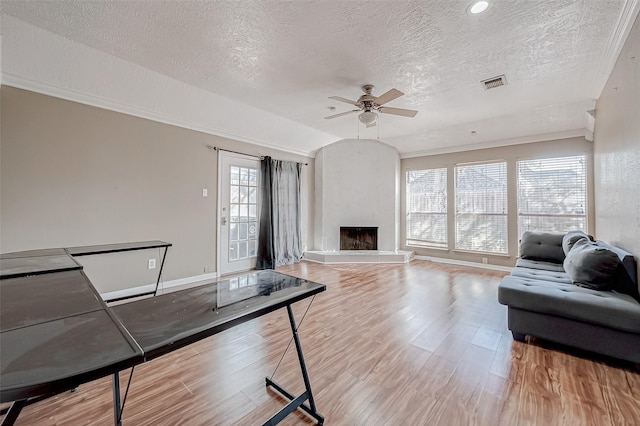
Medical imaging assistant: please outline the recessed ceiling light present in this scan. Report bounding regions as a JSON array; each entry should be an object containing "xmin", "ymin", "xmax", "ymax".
[{"xmin": 468, "ymin": 1, "xmax": 489, "ymax": 14}]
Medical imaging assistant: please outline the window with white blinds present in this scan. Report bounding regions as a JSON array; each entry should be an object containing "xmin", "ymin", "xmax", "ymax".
[
  {"xmin": 455, "ymin": 162, "xmax": 508, "ymax": 253},
  {"xmin": 406, "ymin": 168, "xmax": 447, "ymax": 248},
  {"xmin": 517, "ymin": 155, "xmax": 587, "ymax": 238}
]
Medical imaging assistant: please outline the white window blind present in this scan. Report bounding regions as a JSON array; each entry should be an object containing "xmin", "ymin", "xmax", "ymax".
[
  {"xmin": 406, "ymin": 168, "xmax": 447, "ymax": 248},
  {"xmin": 517, "ymin": 155, "xmax": 587, "ymax": 238},
  {"xmin": 455, "ymin": 162, "xmax": 508, "ymax": 253}
]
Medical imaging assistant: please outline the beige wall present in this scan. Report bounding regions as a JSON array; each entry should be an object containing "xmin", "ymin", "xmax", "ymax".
[
  {"xmin": 401, "ymin": 137, "xmax": 595, "ymax": 267},
  {"xmin": 593, "ymin": 14, "xmax": 640, "ymax": 265},
  {"xmin": 0, "ymin": 86, "xmax": 314, "ymax": 292}
]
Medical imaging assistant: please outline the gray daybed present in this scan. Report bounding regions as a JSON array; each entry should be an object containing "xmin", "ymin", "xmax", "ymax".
[{"xmin": 498, "ymin": 231, "xmax": 640, "ymax": 364}]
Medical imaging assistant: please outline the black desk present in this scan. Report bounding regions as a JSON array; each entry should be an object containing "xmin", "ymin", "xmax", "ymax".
[
  {"xmin": 0, "ymin": 250, "xmax": 325, "ymax": 425},
  {"xmin": 0, "ymin": 250, "xmax": 82, "ymax": 280},
  {"xmin": 0, "ymin": 241, "xmax": 172, "ymax": 302}
]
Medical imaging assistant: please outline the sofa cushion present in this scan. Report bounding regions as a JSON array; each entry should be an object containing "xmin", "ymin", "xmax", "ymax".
[
  {"xmin": 562, "ymin": 230, "xmax": 593, "ymax": 255},
  {"xmin": 511, "ymin": 267, "xmax": 572, "ymax": 284},
  {"xmin": 516, "ymin": 258, "xmax": 566, "ymax": 272},
  {"xmin": 520, "ymin": 231, "xmax": 565, "ymax": 263},
  {"xmin": 563, "ymin": 238, "xmax": 619, "ymax": 290},
  {"xmin": 595, "ymin": 240, "xmax": 640, "ymax": 302},
  {"xmin": 498, "ymin": 275, "xmax": 640, "ymax": 333}
]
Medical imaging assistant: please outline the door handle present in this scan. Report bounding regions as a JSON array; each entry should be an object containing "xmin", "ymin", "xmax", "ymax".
[{"xmin": 221, "ymin": 217, "xmax": 227, "ymax": 225}]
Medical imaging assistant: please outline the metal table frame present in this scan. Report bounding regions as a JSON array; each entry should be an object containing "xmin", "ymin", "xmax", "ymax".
[
  {"xmin": 110, "ymin": 302, "xmax": 324, "ymax": 426},
  {"xmin": 1, "ymin": 247, "xmax": 324, "ymax": 426},
  {"xmin": 65, "ymin": 240, "xmax": 172, "ymax": 302}
]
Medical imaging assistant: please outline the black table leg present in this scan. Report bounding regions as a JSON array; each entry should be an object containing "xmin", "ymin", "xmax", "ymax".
[
  {"xmin": 153, "ymin": 247, "xmax": 169, "ymax": 297},
  {"xmin": 113, "ymin": 372, "xmax": 122, "ymax": 426},
  {"xmin": 111, "ymin": 367, "xmax": 135, "ymax": 425},
  {"xmin": 264, "ymin": 304, "xmax": 324, "ymax": 425},
  {"xmin": 0, "ymin": 400, "xmax": 26, "ymax": 426}
]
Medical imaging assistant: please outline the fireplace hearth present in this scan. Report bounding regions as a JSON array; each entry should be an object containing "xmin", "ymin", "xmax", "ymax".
[{"xmin": 340, "ymin": 227, "xmax": 378, "ymax": 250}]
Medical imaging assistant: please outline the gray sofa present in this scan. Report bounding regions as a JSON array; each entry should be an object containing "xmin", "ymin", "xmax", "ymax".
[{"xmin": 498, "ymin": 231, "xmax": 640, "ymax": 364}]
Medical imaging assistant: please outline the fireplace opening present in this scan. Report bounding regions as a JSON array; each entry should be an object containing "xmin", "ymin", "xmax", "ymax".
[{"xmin": 340, "ymin": 227, "xmax": 378, "ymax": 250}]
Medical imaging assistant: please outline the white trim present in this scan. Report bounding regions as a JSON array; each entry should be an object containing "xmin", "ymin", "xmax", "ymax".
[
  {"xmin": 216, "ymin": 151, "xmax": 223, "ymax": 283},
  {"xmin": 1, "ymin": 73, "xmax": 315, "ymax": 158},
  {"xmin": 414, "ymin": 255, "xmax": 512, "ymax": 272},
  {"xmin": 590, "ymin": 0, "xmax": 640, "ymax": 98},
  {"xmin": 400, "ymin": 129, "xmax": 588, "ymax": 159},
  {"xmin": 100, "ymin": 272, "xmax": 218, "ymax": 301}
]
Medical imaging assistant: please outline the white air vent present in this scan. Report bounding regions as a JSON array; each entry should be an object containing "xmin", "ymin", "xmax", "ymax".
[{"xmin": 481, "ymin": 75, "xmax": 508, "ymax": 90}]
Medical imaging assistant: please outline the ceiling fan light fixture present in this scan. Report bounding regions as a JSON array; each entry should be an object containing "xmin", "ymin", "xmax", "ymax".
[
  {"xmin": 468, "ymin": 1, "xmax": 489, "ymax": 14},
  {"xmin": 359, "ymin": 111, "xmax": 377, "ymax": 126}
]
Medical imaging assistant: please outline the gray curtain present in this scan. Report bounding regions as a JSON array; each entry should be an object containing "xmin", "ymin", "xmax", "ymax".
[{"xmin": 256, "ymin": 157, "xmax": 302, "ymax": 269}]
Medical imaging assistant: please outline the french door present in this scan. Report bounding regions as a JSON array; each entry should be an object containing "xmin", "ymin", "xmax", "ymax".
[{"xmin": 218, "ymin": 151, "xmax": 260, "ymax": 275}]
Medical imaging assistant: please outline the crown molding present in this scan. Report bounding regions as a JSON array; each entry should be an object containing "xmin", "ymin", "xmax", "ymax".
[
  {"xmin": 590, "ymin": 0, "xmax": 640, "ymax": 98},
  {"xmin": 400, "ymin": 129, "xmax": 588, "ymax": 159},
  {"xmin": 1, "ymin": 73, "xmax": 315, "ymax": 158}
]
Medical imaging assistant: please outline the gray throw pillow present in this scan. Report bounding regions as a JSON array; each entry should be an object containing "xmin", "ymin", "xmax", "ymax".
[
  {"xmin": 595, "ymin": 240, "xmax": 640, "ymax": 301},
  {"xmin": 520, "ymin": 231, "xmax": 565, "ymax": 263},
  {"xmin": 562, "ymin": 230, "xmax": 593, "ymax": 255},
  {"xmin": 563, "ymin": 238, "xmax": 620, "ymax": 290}
]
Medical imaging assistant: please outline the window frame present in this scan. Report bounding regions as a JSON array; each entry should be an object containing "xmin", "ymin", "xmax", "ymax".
[
  {"xmin": 405, "ymin": 167, "xmax": 448, "ymax": 249},
  {"xmin": 454, "ymin": 160, "xmax": 509, "ymax": 254},
  {"xmin": 516, "ymin": 154, "xmax": 588, "ymax": 239}
]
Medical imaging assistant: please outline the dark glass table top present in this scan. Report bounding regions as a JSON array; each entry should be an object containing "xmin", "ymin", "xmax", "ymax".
[
  {"xmin": 0, "ymin": 268, "xmax": 324, "ymax": 404},
  {"xmin": 0, "ymin": 248, "xmax": 69, "ymax": 259},
  {"xmin": 0, "ymin": 254, "xmax": 82, "ymax": 280},
  {"xmin": 112, "ymin": 270, "xmax": 326, "ymax": 360},
  {"xmin": 0, "ymin": 241, "xmax": 171, "ymax": 279},
  {"xmin": 1, "ymin": 310, "xmax": 143, "ymax": 402},
  {"xmin": 0, "ymin": 270, "xmax": 104, "ymax": 332},
  {"xmin": 0, "ymin": 270, "xmax": 143, "ymax": 402}
]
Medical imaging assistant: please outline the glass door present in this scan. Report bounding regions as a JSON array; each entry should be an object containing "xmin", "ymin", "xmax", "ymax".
[{"xmin": 219, "ymin": 151, "xmax": 260, "ymax": 274}]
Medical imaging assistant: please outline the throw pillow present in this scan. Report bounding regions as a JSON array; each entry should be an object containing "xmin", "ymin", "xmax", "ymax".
[
  {"xmin": 563, "ymin": 237, "xmax": 620, "ymax": 291},
  {"xmin": 595, "ymin": 240, "xmax": 640, "ymax": 302},
  {"xmin": 562, "ymin": 230, "xmax": 593, "ymax": 255},
  {"xmin": 520, "ymin": 231, "xmax": 565, "ymax": 263}
]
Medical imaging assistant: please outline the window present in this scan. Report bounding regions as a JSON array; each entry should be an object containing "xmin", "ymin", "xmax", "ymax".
[
  {"xmin": 406, "ymin": 168, "xmax": 447, "ymax": 248},
  {"xmin": 229, "ymin": 166, "xmax": 258, "ymax": 260},
  {"xmin": 455, "ymin": 162, "xmax": 508, "ymax": 253},
  {"xmin": 517, "ymin": 155, "xmax": 587, "ymax": 238}
]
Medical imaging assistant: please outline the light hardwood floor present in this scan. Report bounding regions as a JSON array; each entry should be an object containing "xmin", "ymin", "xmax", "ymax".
[{"xmin": 3, "ymin": 260, "xmax": 639, "ymax": 425}]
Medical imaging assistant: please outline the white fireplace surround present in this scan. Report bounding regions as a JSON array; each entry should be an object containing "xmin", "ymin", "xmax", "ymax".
[{"xmin": 313, "ymin": 139, "xmax": 403, "ymax": 253}]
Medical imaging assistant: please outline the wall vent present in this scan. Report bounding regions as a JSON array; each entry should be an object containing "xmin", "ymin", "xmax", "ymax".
[{"xmin": 481, "ymin": 75, "xmax": 508, "ymax": 90}]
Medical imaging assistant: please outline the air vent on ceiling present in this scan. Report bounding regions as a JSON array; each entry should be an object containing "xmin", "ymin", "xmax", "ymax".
[{"xmin": 481, "ymin": 75, "xmax": 508, "ymax": 90}]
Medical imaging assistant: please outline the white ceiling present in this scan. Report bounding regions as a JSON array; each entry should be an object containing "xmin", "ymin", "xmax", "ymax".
[{"xmin": 1, "ymin": 1, "xmax": 637, "ymax": 156}]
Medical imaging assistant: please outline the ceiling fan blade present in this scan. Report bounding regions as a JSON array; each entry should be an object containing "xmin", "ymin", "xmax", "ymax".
[
  {"xmin": 373, "ymin": 88, "xmax": 403, "ymax": 106},
  {"xmin": 324, "ymin": 110, "xmax": 358, "ymax": 120},
  {"xmin": 379, "ymin": 106, "xmax": 418, "ymax": 118},
  {"xmin": 329, "ymin": 96, "xmax": 359, "ymax": 106}
]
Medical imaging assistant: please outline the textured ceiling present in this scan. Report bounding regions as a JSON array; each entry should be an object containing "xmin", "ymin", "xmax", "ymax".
[{"xmin": 0, "ymin": 1, "xmax": 632, "ymax": 155}]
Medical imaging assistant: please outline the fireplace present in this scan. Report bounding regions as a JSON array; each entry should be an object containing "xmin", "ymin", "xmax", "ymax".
[{"xmin": 340, "ymin": 227, "xmax": 378, "ymax": 250}]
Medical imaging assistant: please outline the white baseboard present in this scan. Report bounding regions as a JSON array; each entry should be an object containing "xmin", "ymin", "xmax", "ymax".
[
  {"xmin": 413, "ymin": 255, "xmax": 512, "ymax": 272},
  {"xmin": 100, "ymin": 272, "xmax": 218, "ymax": 301}
]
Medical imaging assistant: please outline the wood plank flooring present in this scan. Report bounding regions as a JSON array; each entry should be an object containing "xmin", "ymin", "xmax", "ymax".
[{"xmin": 3, "ymin": 260, "xmax": 639, "ymax": 425}]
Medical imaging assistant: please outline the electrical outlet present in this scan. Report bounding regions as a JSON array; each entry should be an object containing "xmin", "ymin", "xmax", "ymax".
[
  {"xmin": 482, "ymin": 257, "xmax": 488, "ymax": 264},
  {"xmin": 202, "ymin": 188, "xmax": 208, "ymax": 197},
  {"xmin": 148, "ymin": 259, "xmax": 156, "ymax": 269}
]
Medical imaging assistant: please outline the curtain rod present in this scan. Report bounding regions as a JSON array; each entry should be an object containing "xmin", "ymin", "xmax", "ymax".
[{"xmin": 212, "ymin": 147, "xmax": 308, "ymax": 166}]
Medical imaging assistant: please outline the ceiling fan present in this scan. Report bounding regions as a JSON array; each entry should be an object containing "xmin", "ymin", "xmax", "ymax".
[{"xmin": 325, "ymin": 84, "xmax": 418, "ymax": 127}]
